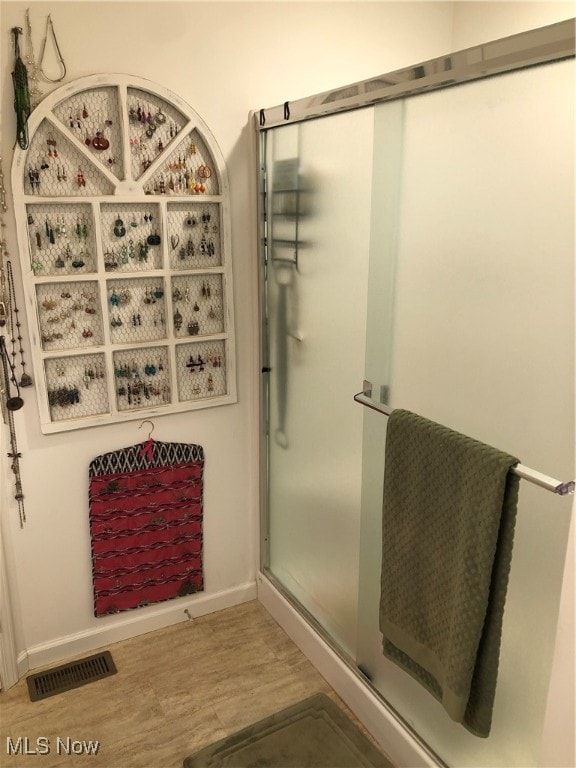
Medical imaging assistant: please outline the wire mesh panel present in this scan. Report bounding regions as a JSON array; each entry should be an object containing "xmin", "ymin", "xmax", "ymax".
[
  {"xmin": 24, "ymin": 119, "xmax": 115, "ymax": 197},
  {"xmin": 171, "ymin": 273, "xmax": 225, "ymax": 338},
  {"xmin": 14, "ymin": 74, "xmax": 236, "ymax": 432},
  {"xmin": 176, "ymin": 340, "xmax": 227, "ymax": 401},
  {"xmin": 106, "ymin": 278, "xmax": 167, "ymax": 343},
  {"xmin": 26, "ymin": 203, "xmax": 96, "ymax": 276},
  {"xmin": 100, "ymin": 203, "xmax": 163, "ymax": 272},
  {"xmin": 166, "ymin": 202, "xmax": 222, "ymax": 269},
  {"xmin": 113, "ymin": 346, "xmax": 171, "ymax": 412},
  {"xmin": 143, "ymin": 129, "xmax": 219, "ymax": 196},
  {"xmin": 45, "ymin": 352, "xmax": 109, "ymax": 421},
  {"xmin": 52, "ymin": 87, "xmax": 125, "ymax": 180},
  {"xmin": 36, "ymin": 280, "xmax": 104, "ymax": 351},
  {"xmin": 127, "ymin": 87, "xmax": 189, "ymax": 182}
]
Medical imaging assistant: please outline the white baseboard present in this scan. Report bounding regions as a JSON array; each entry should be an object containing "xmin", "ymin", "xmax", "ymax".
[
  {"xmin": 20, "ymin": 581, "xmax": 257, "ymax": 673},
  {"xmin": 257, "ymin": 573, "xmax": 440, "ymax": 768}
]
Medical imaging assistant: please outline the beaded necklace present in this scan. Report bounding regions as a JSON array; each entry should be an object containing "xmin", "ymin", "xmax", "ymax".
[{"xmin": 0, "ymin": 156, "xmax": 27, "ymax": 527}]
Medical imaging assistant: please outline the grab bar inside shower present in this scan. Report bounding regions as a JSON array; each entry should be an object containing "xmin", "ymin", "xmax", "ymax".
[{"xmin": 354, "ymin": 389, "xmax": 575, "ymax": 496}]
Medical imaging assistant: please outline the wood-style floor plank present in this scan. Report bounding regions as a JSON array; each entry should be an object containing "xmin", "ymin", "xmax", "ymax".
[{"xmin": 0, "ymin": 600, "xmax": 391, "ymax": 768}]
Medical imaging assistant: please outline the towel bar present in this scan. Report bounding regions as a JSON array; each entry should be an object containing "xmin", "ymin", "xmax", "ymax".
[{"xmin": 353, "ymin": 391, "xmax": 575, "ymax": 496}]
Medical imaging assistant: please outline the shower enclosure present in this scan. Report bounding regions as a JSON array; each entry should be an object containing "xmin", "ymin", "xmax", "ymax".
[{"xmin": 257, "ymin": 21, "xmax": 575, "ymax": 768}]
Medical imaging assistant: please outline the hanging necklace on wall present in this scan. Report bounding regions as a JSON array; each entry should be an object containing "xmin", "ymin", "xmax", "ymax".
[
  {"xmin": 0, "ymin": 336, "xmax": 26, "ymax": 528},
  {"xmin": 0, "ymin": 334, "xmax": 23, "ymax": 412},
  {"xmin": 25, "ymin": 8, "xmax": 43, "ymax": 108},
  {"xmin": 11, "ymin": 26, "xmax": 31, "ymax": 150},
  {"xmin": 1, "ymin": 156, "xmax": 10, "ymax": 329},
  {"xmin": 0, "ymin": 154, "xmax": 26, "ymax": 527},
  {"xmin": 0, "ymin": 171, "xmax": 8, "ymax": 330},
  {"xmin": 6, "ymin": 261, "xmax": 33, "ymax": 387},
  {"xmin": 38, "ymin": 14, "xmax": 67, "ymax": 83},
  {"xmin": 0, "ymin": 156, "xmax": 32, "ymax": 387}
]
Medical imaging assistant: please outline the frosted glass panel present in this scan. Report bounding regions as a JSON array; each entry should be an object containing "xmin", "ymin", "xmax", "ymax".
[
  {"xmin": 265, "ymin": 111, "xmax": 374, "ymax": 656},
  {"xmin": 262, "ymin": 57, "xmax": 574, "ymax": 768},
  {"xmin": 358, "ymin": 61, "xmax": 575, "ymax": 768}
]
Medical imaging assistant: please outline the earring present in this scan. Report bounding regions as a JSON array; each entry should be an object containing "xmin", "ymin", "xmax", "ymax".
[
  {"xmin": 113, "ymin": 219, "xmax": 126, "ymax": 237},
  {"xmin": 92, "ymin": 132, "xmax": 110, "ymax": 151}
]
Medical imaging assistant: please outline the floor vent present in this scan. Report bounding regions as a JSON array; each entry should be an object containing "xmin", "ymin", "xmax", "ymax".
[{"xmin": 26, "ymin": 651, "xmax": 117, "ymax": 702}]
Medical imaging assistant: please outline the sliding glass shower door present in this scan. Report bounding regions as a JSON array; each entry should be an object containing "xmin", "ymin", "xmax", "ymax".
[
  {"xmin": 355, "ymin": 60, "xmax": 575, "ymax": 768},
  {"xmin": 263, "ymin": 108, "xmax": 376, "ymax": 657},
  {"xmin": 261, "ymin": 57, "xmax": 574, "ymax": 768}
]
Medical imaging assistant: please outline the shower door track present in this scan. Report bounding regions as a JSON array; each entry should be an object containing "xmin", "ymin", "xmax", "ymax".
[{"xmin": 254, "ymin": 19, "xmax": 574, "ymax": 130}]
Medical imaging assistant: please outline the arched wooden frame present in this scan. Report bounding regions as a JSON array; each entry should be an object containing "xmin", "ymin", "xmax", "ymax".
[{"xmin": 12, "ymin": 74, "xmax": 236, "ymax": 433}]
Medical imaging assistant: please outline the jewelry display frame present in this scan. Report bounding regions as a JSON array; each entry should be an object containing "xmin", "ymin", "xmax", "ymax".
[{"xmin": 11, "ymin": 74, "xmax": 237, "ymax": 433}]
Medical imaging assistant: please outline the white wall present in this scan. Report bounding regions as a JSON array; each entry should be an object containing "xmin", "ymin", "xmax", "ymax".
[
  {"xmin": 0, "ymin": 1, "xmax": 456, "ymax": 670},
  {"xmin": 452, "ymin": 1, "xmax": 574, "ymax": 48},
  {"xmin": 1, "ymin": 8, "xmax": 573, "ymax": 765}
]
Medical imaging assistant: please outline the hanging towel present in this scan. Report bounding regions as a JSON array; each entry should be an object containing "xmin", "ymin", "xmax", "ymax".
[{"xmin": 379, "ymin": 409, "xmax": 520, "ymax": 737}]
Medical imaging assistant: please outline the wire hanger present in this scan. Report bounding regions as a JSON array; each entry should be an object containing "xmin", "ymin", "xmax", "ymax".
[
  {"xmin": 138, "ymin": 419, "xmax": 155, "ymax": 440},
  {"xmin": 38, "ymin": 14, "xmax": 67, "ymax": 83}
]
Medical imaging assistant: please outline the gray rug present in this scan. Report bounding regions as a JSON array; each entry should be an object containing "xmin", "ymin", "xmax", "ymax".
[{"xmin": 183, "ymin": 693, "xmax": 394, "ymax": 767}]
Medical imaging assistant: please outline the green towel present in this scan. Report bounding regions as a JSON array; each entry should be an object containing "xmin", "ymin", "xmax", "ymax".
[{"xmin": 379, "ymin": 409, "xmax": 520, "ymax": 737}]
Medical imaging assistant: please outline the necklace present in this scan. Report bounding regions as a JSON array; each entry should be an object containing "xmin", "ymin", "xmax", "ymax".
[
  {"xmin": 25, "ymin": 8, "xmax": 43, "ymax": 109},
  {"xmin": 0, "ymin": 154, "xmax": 27, "ymax": 527},
  {"xmin": 0, "ymin": 336, "xmax": 26, "ymax": 527},
  {"xmin": 0, "ymin": 157, "xmax": 8, "ymax": 330},
  {"xmin": 6, "ymin": 260, "xmax": 33, "ymax": 388},
  {"xmin": 11, "ymin": 27, "xmax": 31, "ymax": 150},
  {"xmin": 0, "ymin": 157, "xmax": 32, "ymax": 387}
]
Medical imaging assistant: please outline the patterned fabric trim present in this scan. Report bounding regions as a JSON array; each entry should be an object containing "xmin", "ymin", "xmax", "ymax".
[{"xmin": 89, "ymin": 440, "xmax": 204, "ymax": 477}]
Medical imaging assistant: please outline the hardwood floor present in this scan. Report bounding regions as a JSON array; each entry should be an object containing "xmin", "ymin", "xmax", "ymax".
[{"xmin": 0, "ymin": 600, "xmax": 387, "ymax": 767}]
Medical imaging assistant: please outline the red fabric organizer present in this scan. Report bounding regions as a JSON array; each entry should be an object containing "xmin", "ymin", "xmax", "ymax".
[{"xmin": 88, "ymin": 439, "xmax": 204, "ymax": 617}]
